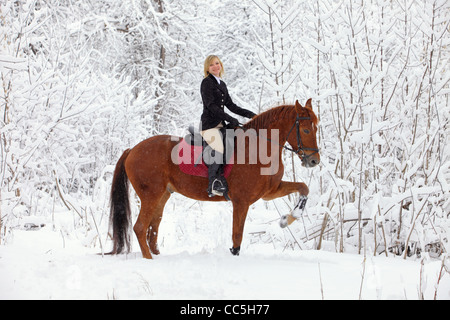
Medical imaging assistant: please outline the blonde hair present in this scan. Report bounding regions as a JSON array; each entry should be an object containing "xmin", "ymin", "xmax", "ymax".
[{"xmin": 203, "ymin": 55, "xmax": 225, "ymax": 78}]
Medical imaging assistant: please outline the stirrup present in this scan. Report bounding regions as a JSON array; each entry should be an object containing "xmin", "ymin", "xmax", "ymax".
[
  {"xmin": 210, "ymin": 189, "xmax": 223, "ymax": 197},
  {"xmin": 208, "ymin": 178, "xmax": 227, "ymax": 197}
]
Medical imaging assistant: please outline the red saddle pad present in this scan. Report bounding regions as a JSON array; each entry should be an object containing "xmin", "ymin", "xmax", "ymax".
[{"xmin": 177, "ymin": 138, "xmax": 233, "ymax": 178}]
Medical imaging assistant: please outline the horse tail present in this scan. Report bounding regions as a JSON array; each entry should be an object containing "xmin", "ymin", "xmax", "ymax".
[{"xmin": 109, "ymin": 149, "xmax": 132, "ymax": 254}]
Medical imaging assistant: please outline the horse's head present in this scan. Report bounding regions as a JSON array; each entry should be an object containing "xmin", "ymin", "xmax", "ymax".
[{"xmin": 286, "ymin": 99, "xmax": 320, "ymax": 168}]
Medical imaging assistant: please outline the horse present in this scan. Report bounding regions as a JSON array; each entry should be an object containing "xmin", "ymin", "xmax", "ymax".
[{"xmin": 109, "ymin": 99, "xmax": 320, "ymax": 259}]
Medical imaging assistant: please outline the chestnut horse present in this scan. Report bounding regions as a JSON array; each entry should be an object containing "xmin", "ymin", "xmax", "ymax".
[{"xmin": 109, "ymin": 99, "xmax": 319, "ymax": 259}]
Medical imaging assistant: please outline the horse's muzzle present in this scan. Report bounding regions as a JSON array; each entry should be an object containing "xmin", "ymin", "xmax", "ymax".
[{"xmin": 301, "ymin": 153, "xmax": 320, "ymax": 168}]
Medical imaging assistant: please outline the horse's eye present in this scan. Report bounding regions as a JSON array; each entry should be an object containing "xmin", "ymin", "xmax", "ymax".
[{"xmin": 303, "ymin": 129, "xmax": 310, "ymax": 134}]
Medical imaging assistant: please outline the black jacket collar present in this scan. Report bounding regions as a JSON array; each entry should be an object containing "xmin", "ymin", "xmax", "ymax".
[{"xmin": 207, "ymin": 73, "xmax": 227, "ymax": 92}]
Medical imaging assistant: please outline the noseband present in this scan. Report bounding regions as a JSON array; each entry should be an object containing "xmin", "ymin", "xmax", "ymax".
[{"xmin": 283, "ymin": 115, "xmax": 319, "ymax": 162}]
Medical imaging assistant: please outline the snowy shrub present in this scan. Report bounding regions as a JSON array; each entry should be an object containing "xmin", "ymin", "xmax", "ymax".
[{"xmin": 1, "ymin": 0, "xmax": 448, "ymax": 259}]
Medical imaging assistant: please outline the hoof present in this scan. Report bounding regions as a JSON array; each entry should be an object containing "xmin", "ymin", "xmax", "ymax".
[
  {"xmin": 279, "ymin": 215, "xmax": 289, "ymax": 228},
  {"xmin": 230, "ymin": 246, "xmax": 240, "ymax": 256},
  {"xmin": 279, "ymin": 214, "xmax": 296, "ymax": 228},
  {"xmin": 150, "ymin": 246, "xmax": 160, "ymax": 255}
]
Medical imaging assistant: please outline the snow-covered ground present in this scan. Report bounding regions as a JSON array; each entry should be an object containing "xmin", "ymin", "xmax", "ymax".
[{"xmin": 1, "ymin": 215, "xmax": 448, "ymax": 300}]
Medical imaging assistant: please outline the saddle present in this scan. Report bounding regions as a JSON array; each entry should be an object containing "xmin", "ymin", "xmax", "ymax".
[
  {"xmin": 184, "ymin": 125, "xmax": 204, "ymax": 147},
  {"xmin": 177, "ymin": 126, "xmax": 233, "ymax": 178}
]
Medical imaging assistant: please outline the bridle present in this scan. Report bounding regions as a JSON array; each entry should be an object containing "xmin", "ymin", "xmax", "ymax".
[
  {"xmin": 282, "ymin": 114, "xmax": 319, "ymax": 163},
  {"xmin": 236, "ymin": 113, "xmax": 319, "ymax": 163}
]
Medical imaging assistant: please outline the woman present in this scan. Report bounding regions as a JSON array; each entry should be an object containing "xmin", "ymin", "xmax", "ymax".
[{"xmin": 200, "ymin": 55, "xmax": 256, "ymax": 198}]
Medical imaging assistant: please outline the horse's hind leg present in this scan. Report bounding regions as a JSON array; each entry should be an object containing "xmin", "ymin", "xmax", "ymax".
[
  {"xmin": 134, "ymin": 188, "xmax": 168, "ymax": 259},
  {"xmin": 147, "ymin": 189, "xmax": 171, "ymax": 255}
]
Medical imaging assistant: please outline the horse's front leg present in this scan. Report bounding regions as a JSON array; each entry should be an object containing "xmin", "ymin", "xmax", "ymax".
[
  {"xmin": 262, "ymin": 181, "xmax": 309, "ymax": 228},
  {"xmin": 230, "ymin": 202, "xmax": 250, "ymax": 256},
  {"xmin": 262, "ymin": 181, "xmax": 309, "ymax": 200}
]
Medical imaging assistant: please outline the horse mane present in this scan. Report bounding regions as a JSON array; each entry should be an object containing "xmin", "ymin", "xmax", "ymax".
[{"xmin": 243, "ymin": 104, "xmax": 318, "ymax": 131}]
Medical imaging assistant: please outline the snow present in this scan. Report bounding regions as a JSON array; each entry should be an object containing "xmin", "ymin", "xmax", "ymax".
[{"xmin": 1, "ymin": 216, "xmax": 449, "ymax": 300}]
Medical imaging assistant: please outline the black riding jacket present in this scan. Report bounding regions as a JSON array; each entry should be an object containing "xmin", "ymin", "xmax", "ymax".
[{"xmin": 200, "ymin": 73, "xmax": 256, "ymax": 131}]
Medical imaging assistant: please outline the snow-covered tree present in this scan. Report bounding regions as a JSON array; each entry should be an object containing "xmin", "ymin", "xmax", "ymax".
[{"xmin": 1, "ymin": 0, "xmax": 448, "ymax": 257}]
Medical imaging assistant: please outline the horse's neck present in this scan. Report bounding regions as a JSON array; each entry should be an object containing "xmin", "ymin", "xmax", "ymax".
[
  {"xmin": 266, "ymin": 119, "xmax": 295, "ymax": 148},
  {"xmin": 242, "ymin": 106, "xmax": 297, "ymax": 153}
]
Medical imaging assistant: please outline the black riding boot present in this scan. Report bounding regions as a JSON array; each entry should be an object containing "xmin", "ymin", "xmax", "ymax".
[
  {"xmin": 204, "ymin": 148, "xmax": 230, "ymax": 198},
  {"xmin": 207, "ymin": 162, "xmax": 229, "ymax": 197}
]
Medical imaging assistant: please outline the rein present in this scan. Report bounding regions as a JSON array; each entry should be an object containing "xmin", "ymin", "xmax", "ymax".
[{"xmin": 239, "ymin": 114, "xmax": 319, "ymax": 162}]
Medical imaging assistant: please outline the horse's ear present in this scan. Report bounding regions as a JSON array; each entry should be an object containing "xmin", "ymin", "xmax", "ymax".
[
  {"xmin": 295, "ymin": 100, "xmax": 303, "ymax": 113},
  {"xmin": 305, "ymin": 98, "xmax": 313, "ymax": 110}
]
